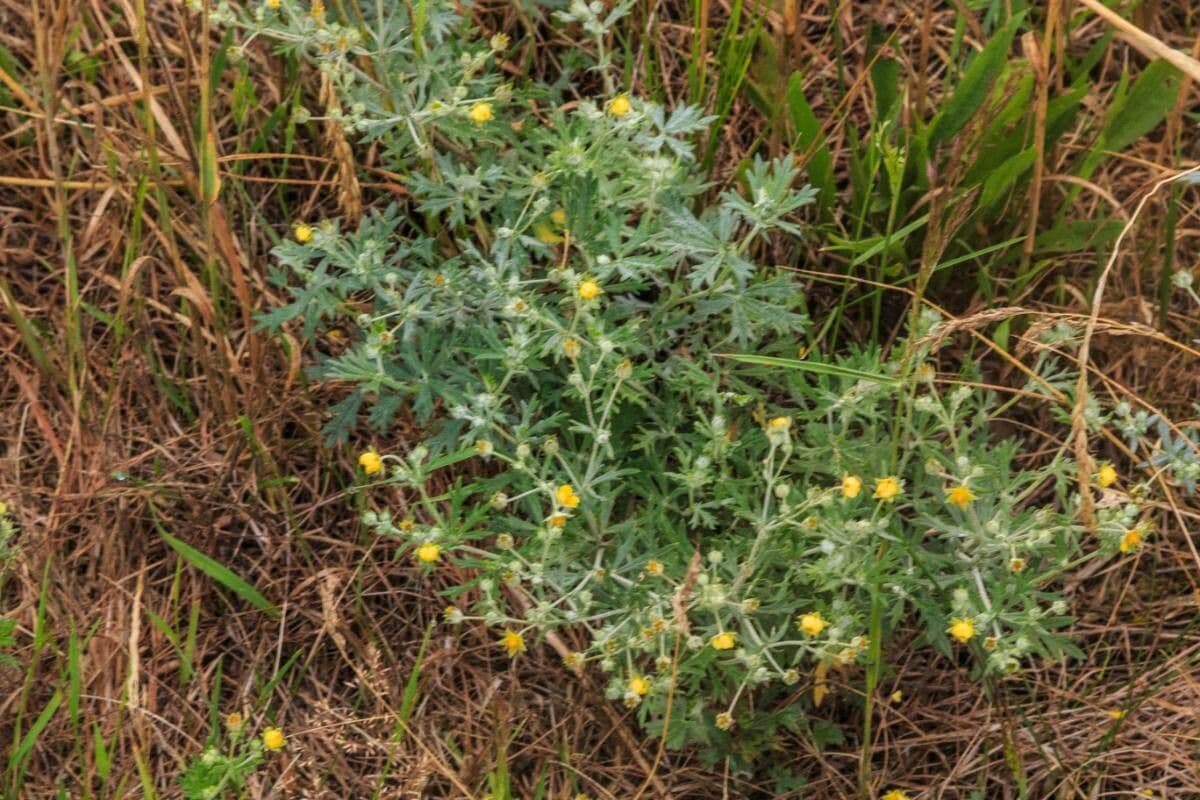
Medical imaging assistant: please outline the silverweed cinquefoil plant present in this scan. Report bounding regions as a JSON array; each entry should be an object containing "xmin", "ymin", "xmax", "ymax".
[{"xmin": 235, "ymin": 0, "xmax": 1142, "ymax": 761}]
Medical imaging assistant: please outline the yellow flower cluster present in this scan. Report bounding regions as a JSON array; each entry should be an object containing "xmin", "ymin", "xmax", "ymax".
[
  {"xmin": 468, "ymin": 101, "xmax": 493, "ymax": 124},
  {"xmin": 358, "ymin": 450, "xmax": 383, "ymax": 475},
  {"xmin": 948, "ymin": 618, "xmax": 975, "ymax": 644},
  {"xmin": 798, "ymin": 612, "xmax": 826, "ymax": 637},
  {"xmin": 415, "ymin": 543, "xmax": 441, "ymax": 564},
  {"xmin": 556, "ymin": 483, "xmax": 581, "ymax": 508},
  {"xmin": 873, "ymin": 476, "xmax": 902, "ymax": 501},
  {"xmin": 945, "ymin": 483, "xmax": 975, "ymax": 509},
  {"xmin": 578, "ymin": 279, "xmax": 602, "ymax": 301},
  {"xmin": 501, "ymin": 629, "xmax": 525, "ymax": 657},
  {"xmin": 1119, "ymin": 527, "xmax": 1142, "ymax": 554},
  {"xmin": 262, "ymin": 727, "xmax": 285, "ymax": 751},
  {"xmin": 710, "ymin": 631, "xmax": 736, "ymax": 650},
  {"xmin": 607, "ymin": 94, "xmax": 631, "ymax": 117}
]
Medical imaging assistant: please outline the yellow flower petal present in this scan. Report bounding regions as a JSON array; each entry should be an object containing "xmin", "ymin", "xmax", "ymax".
[
  {"xmin": 710, "ymin": 631, "xmax": 736, "ymax": 650},
  {"xmin": 948, "ymin": 617, "xmax": 975, "ymax": 644},
  {"xmin": 262, "ymin": 727, "xmax": 285, "ymax": 751},
  {"xmin": 798, "ymin": 612, "xmax": 827, "ymax": 637}
]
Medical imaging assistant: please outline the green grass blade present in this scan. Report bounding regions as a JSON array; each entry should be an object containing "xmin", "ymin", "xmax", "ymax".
[
  {"xmin": 157, "ymin": 529, "xmax": 278, "ymax": 618},
  {"xmin": 92, "ymin": 723, "xmax": 111, "ymax": 781},
  {"xmin": 1101, "ymin": 59, "xmax": 1182, "ymax": 153},
  {"xmin": 930, "ymin": 12, "xmax": 1023, "ymax": 144},
  {"xmin": 426, "ymin": 446, "xmax": 479, "ymax": 472},
  {"xmin": 721, "ymin": 353, "xmax": 900, "ymax": 385},
  {"xmin": 785, "ymin": 71, "xmax": 834, "ymax": 219},
  {"xmin": 9, "ymin": 689, "xmax": 62, "ymax": 782}
]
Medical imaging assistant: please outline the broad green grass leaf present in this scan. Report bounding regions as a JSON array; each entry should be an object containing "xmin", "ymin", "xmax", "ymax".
[
  {"xmin": 785, "ymin": 72, "xmax": 834, "ymax": 218},
  {"xmin": 9, "ymin": 690, "xmax": 61, "ymax": 780},
  {"xmin": 1101, "ymin": 59, "xmax": 1181, "ymax": 153},
  {"xmin": 870, "ymin": 54, "xmax": 901, "ymax": 121},
  {"xmin": 931, "ymin": 13, "xmax": 1024, "ymax": 144},
  {"xmin": 158, "ymin": 530, "xmax": 278, "ymax": 618},
  {"xmin": 1035, "ymin": 218, "xmax": 1123, "ymax": 253},
  {"xmin": 92, "ymin": 723, "xmax": 111, "ymax": 780},
  {"xmin": 979, "ymin": 147, "xmax": 1037, "ymax": 210}
]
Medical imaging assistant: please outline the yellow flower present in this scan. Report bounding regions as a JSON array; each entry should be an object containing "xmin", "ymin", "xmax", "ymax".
[
  {"xmin": 501, "ymin": 629, "xmax": 526, "ymax": 657},
  {"xmin": 358, "ymin": 450, "xmax": 383, "ymax": 475},
  {"xmin": 1097, "ymin": 463, "xmax": 1118, "ymax": 489},
  {"xmin": 1009, "ymin": 557, "xmax": 1026, "ymax": 573},
  {"xmin": 562, "ymin": 338, "xmax": 581, "ymax": 359},
  {"xmin": 415, "ymin": 543, "xmax": 441, "ymax": 564},
  {"xmin": 549, "ymin": 513, "xmax": 568, "ymax": 528},
  {"xmin": 293, "ymin": 223, "xmax": 313, "ymax": 243},
  {"xmin": 710, "ymin": 631, "xmax": 736, "ymax": 651},
  {"xmin": 766, "ymin": 416, "xmax": 790, "ymax": 433},
  {"xmin": 946, "ymin": 483, "xmax": 975, "ymax": 509},
  {"xmin": 0, "ymin": 501, "xmax": 7, "ymax": 516},
  {"xmin": 551, "ymin": 207, "xmax": 567, "ymax": 226},
  {"xmin": 475, "ymin": 439, "xmax": 494, "ymax": 456},
  {"xmin": 534, "ymin": 221, "xmax": 564, "ymax": 244},
  {"xmin": 874, "ymin": 476, "xmax": 902, "ymax": 501},
  {"xmin": 948, "ymin": 617, "xmax": 975, "ymax": 644},
  {"xmin": 608, "ymin": 94, "xmax": 632, "ymax": 117},
  {"xmin": 627, "ymin": 675, "xmax": 650, "ymax": 696},
  {"xmin": 468, "ymin": 101, "xmax": 494, "ymax": 124},
  {"xmin": 798, "ymin": 612, "xmax": 827, "ymax": 637},
  {"xmin": 1107, "ymin": 709, "xmax": 1127, "ymax": 720},
  {"xmin": 714, "ymin": 712, "xmax": 734, "ymax": 731},
  {"xmin": 578, "ymin": 279, "xmax": 602, "ymax": 301},
  {"xmin": 1120, "ymin": 527, "xmax": 1143, "ymax": 554},
  {"xmin": 225, "ymin": 712, "xmax": 244, "ymax": 730},
  {"xmin": 398, "ymin": 518, "xmax": 415, "ymax": 532},
  {"xmin": 882, "ymin": 791, "xmax": 910, "ymax": 800},
  {"xmin": 644, "ymin": 559, "xmax": 664, "ymax": 577},
  {"xmin": 841, "ymin": 474, "xmax": 862, "ymax": 499},
  {"xmin": 262, "ymin": 727, "xmax": 285, "ymax": 751},
  {"xmin": 556, "ymin": 483, "xmax": 581, "ymax": 509},
  {"xmin": 265, "ymin": 0, "xmax": 281, "ymax": 8}
]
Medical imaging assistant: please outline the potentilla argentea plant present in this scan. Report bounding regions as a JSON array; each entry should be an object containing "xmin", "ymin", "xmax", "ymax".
[{"xmin": 232, "ymin": 0, "xmax": 1142, "ymax": 759}]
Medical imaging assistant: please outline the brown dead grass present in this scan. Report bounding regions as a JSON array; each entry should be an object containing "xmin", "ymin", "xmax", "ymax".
[{"xmin": 1, "ymin": 1, "xmax": 1199, "ymax": 798}]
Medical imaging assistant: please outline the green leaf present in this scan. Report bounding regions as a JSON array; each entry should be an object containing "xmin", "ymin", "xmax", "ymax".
[
  {"xmin": 426, "ymin": 446, "xmax": 478, "ymax": 472},
  {"xmin": 158, "ymin": 530, "xmax": 278, "ymax": 618},
  {"xmin": 1101, "ymin": 59, "xmax": 1182, "ymax": 153},
  {"xmin": 1035, "ymin": 218, "xmax": 1123, "ymax": 254},
  {"xmin": 785, "ymin": 72, "xmax": 834, "ymax": 218},
  {"xmin": 930, "ymin": 13, "xmax": 1024, "ymax": 144},
  {"xmin": 721, "ymin": 353, "xmax": 901, "ymax": 386},
  {"xmin": 810, "ymin": 718, "xmax": 845, "ymax": 749},
  {"xmin": 845, "ymin": 213, "xmax": 931, "ymax": 268},
  {"xmin": 92, "ymin": 723, "xmax": 111, "ymax": 780},
  {"xmin": 9, "ymin": 690, "xmax": 61, "ymax": 778},
  {"xmin": 979, "ymin": 147, "xmax": 1037, "ymax": 210}
]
